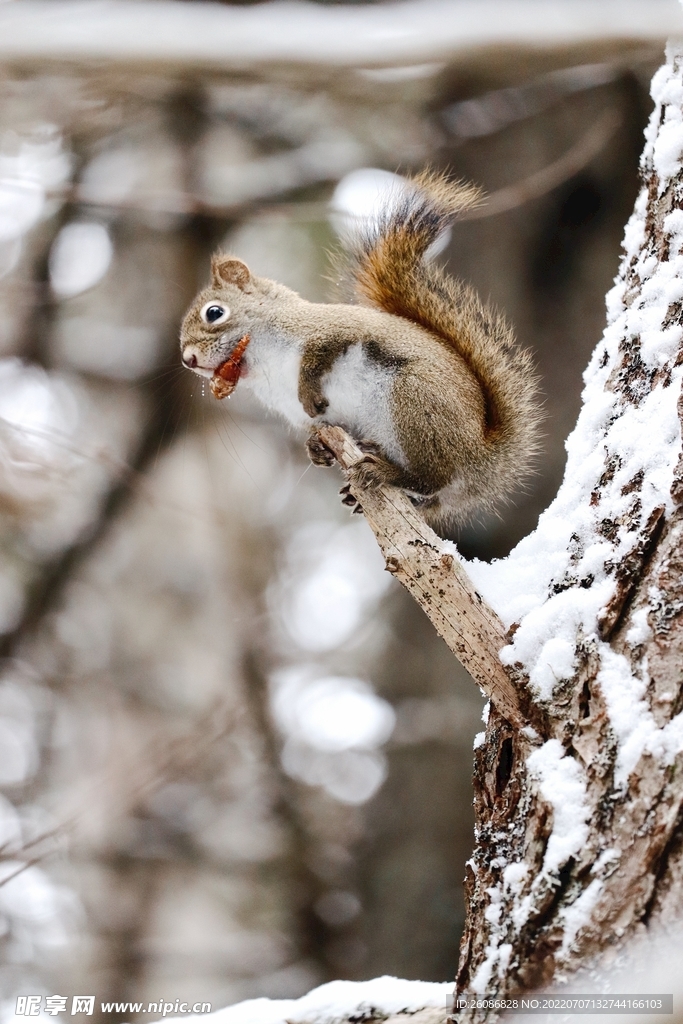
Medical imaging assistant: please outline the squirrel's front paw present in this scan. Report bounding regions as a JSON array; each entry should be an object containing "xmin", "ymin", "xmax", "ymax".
[
  {"xmin": 301, "ymin": 391, "xmax": 329, "ymax": 418},
  {"xmin": 306, "ymin": 432, "xmax": 336, "ymax": 467},
  {"xmin": 350, "ymin": 455, "xmax": 387, "ymax": 490}
]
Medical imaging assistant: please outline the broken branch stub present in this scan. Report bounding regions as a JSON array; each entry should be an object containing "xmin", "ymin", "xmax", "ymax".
[{"xmin": 316, "ymin": 425, "xmax": 526, "ymax": 728}]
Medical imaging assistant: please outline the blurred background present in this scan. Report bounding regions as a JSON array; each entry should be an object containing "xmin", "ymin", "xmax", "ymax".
[{"xmin": 0, "ymin": 0, "xmax": 679, "ymax": 1019}]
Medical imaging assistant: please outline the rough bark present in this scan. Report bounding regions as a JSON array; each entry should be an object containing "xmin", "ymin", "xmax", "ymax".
[{"xmin": 321, "ymin": 44, "xmax": 683, "ymax": 1020}]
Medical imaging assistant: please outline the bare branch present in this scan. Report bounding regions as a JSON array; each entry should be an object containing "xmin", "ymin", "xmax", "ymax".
[
  {"xmin": 460, "ymin": 108, "xmax": 622, "ymax": 220},
  {"xmin": 316, "ymin": 425, "xmax": 527, "ymax": 728},
  {"xmin": 45, "ymin": 109, "xmax": 621, "ymax": 226}
]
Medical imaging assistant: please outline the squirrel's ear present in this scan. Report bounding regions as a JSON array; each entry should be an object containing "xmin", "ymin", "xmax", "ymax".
[{"xmin": 211, "ymin": 255, "xmax": 252, "ymax": 290}]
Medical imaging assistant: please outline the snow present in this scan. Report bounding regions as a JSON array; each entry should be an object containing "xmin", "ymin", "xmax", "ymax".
[
  {"xmin": 465, "ymin": 739, "xmax": 593, "ymax": 982},
  {"xmin": 594, "ymin": 642, "xmax": 683, "ymax": 784},
  {"xmin": 596, "ymin": 649, "xmax": 654, "ymax": 785},
  {"xmin": 559, "ymin": 877, "xmax": 603, "ymax": 956},
  {"xmin": 502, "ymin": 862, "xmax": 528, "ymax": 894},
  {"xmin": 649, "ymin": 707, "xmax": 683, "ymax": 763},
  {"xmin": 625, "ymin": 606, "xmax": 651, "ymax": 647},
  {"xmin": 469, "ymin": 950, "xmax": 496, "ymax": 996},
  {"xmin": 526, "ymin": 740, "xmax": 591, "ymax": 875},
  {"xmin": 466, "ymin": 40, "xmax": 683, "ymax": 745},
  {"xmin": 0, "ymin": 2, "xmax": 679, "ymax": 70},
  {"xmin": 650, "ymin": 56, "xmax": 683, "ymax": 185},
  {"xmin": 176, "ymin": 978, "xmax": 452, "ymax": 1024},
  {"xmin": 469, "ymin": 936, "xmax": 512, "ymax": 995},
  {"xmin": 468, "ymin": 310, "xmax": 683, "ymax": 701}
]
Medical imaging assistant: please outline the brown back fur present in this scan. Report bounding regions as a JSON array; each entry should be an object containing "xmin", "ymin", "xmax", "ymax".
[{"xmin": 345, "ymin": 170, "xmax": 542, "ymax": 511}]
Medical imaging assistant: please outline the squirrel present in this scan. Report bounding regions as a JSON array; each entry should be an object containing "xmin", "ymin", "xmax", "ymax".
[{"xmin": 179, "ymin": 170, "xmax": 541, "ymax": 534}]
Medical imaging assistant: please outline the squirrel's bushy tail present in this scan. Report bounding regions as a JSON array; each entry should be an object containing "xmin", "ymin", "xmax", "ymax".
[{"xmin": 346, "ymin": 170, "xmax": 541, "ymax": 513}]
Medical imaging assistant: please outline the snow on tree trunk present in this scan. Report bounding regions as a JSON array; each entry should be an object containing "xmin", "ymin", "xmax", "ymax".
[{"xmin": 453, "ymin": 42, "xmax": 683, "ymax": 1011}]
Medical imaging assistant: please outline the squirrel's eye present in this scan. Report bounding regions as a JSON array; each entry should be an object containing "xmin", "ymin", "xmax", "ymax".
[{"xmin": 200, "ymin": 302, "xmax": 230, "ymax": 325}]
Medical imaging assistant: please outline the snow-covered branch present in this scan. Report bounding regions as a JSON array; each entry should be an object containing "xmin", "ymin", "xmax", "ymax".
[{"xmin": 0, "ymin": 1, "xmax": 677, "ymax": 70}]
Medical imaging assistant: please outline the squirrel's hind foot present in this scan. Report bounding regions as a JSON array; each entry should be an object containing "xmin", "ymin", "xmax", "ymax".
[
  {"xmin": 349, "ymin": 454, "xmax": 388, "ymax": 491},
  {"xmin": 339, "ymin": 482, "xmax": 363, "ymax": 514},
  {"xmin": 339, "ymin": 483, "xmax": 357, "ymax": 506},
  {"xmin": 350, "ymin": 443, "xmax": 421, "ymax": 494}
]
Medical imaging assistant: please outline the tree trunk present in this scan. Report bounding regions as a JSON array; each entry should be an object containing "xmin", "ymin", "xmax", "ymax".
[
  {"xmin": 457, "ymin": 42, "xmax": 683, "ymax": 1009},
  {"xmin": 325, "ymin": 43, "xmax": 683, "ymax": 1018}
]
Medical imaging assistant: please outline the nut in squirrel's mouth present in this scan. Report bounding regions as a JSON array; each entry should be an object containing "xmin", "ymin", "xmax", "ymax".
[{"xmin": 210, "ymin": 334, "xmax": 250, "ymax": 400}]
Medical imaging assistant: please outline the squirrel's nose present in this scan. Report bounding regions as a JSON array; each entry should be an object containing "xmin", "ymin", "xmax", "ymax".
[{"xmin": 182, "ymin": 349, "xmax": 198, "ymax": 369}]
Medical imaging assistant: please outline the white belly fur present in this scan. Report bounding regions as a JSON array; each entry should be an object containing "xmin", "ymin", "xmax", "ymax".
[
  {"xmin": 322, "ymin": 344, "xmax": 405, "ymax": 465},
  {"xmin": 241, "ymin": 334, "xmax": 405, "ymax": 467},
  {"xmin": 240, "ymin": 331, "xmax": 309, "ymax": 429}
]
